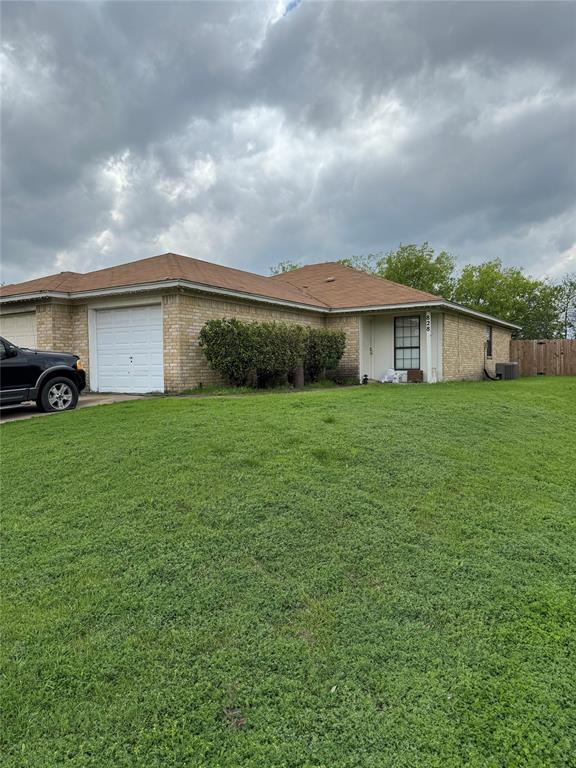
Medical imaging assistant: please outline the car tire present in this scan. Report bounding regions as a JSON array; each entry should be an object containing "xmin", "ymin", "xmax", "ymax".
[{"xmin": 37, "ymin": 377, "xmax": 79, "ymax": 413}]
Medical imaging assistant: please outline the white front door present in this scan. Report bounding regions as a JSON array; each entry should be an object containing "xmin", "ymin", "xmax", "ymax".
[
  {"xmin": 0, "ymin": 311, "xmax": 37, "ymax": 348},
  {"xmin": 94, "ymin": 305, "xmax": 164, "ymax": 393},
  {"xmin": 370, "ymin": 316, "xmax": 395, "ymax": 380}
]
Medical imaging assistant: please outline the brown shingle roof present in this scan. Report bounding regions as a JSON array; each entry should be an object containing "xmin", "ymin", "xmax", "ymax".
[
  {"xmin": 0, "ymin": 271, "xmax": 81, "ymax": 296},
  {"xmin": 0, "ymin": 252, "xmax": 443, "ymax": 310},
  {"xmin": 272, "ymin": 262, "xmax": 442, "ymax": 308},
  {"xmin": 0, "ymin": 253, "xmax": 328, "ymax": 307}
]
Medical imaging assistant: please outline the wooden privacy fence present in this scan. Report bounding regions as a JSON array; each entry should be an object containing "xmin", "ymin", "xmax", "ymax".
[{"xmin": 510, "ymin": 339, "xmax": 576, "ymax": 377}]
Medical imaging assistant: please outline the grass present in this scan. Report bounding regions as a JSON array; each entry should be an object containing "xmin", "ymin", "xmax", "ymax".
[
  {"xmin": 177, "ymin": 383, "xmax": 294, "ymax": 397},
  {"xmin": 1, "ymin": 378, "xmax": 575, "ymax": 767},
  {"xmin": 178, "ymin": 378, "xmax": 352, "ymax": 397}
]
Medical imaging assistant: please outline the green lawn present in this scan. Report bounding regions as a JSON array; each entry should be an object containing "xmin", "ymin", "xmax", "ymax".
[{"xmin": 2, "ymin": 379, "xmax": 575, "ymax": 767}]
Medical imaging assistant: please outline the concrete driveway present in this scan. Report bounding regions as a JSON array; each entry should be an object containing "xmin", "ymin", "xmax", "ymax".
[{"xmin": 0, "ymin": 393, "xmax": 148, "ymax": 423}]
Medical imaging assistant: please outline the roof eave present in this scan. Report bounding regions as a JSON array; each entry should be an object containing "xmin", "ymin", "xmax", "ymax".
[
  {"xmin": 441, "ymin": 301, "xmax": 522, "ymax": 330},
  {"xmin": 0, "ymin": 283, "xmax": 521, "ymax": 329},
  {"xmin": 0, "ymin": 291, "xmax": 70, "ymax": 303},
  {"xmin": 329, "ymin": 300, "xmax": 445, "ymax": 313},
  {"xmin": 329, "ymin": 300, "xmax": 520, "ymax": 329},
  {"xmin": 0, "ymin": 280, "xmax": 329, "ymax": 313}
]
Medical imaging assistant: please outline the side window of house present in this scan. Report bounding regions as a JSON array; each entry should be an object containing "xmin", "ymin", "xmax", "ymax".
[
  {"xmin": 394, "ymin": 316, "xmax": 420, "ymax": 370},
  {"xmin": 486, "ymin": 325, "xmax": 493, "ymax": 358}
]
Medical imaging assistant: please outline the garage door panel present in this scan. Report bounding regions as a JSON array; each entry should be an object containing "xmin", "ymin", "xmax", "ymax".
[
  {"xmin": 97, "ymin": 336, "xmax": 134, "ymax": 350},
  {"xmin": 94, "ymin": 305, "xmax": 164, "ymax": 393},
  {"xmin": 98, "ymin": 373, "xmax": 132, "ymax": 389},
  {"xmin": 96, "ymin": 310, "xmax": 124, "ymax": 327},
  {"xmin": 132, "ymin": 363, "xmax": 163, "ymax": 376},
  {"xmin": 0, "ymin": 312, "xmax": 37, "ymax": 349},
  {"xmin": 131, "ymin": 307, "xmax": 160, "ymax": 324},
  {"xmin": 131, "ymin": 327, "xmax": 161, "ymax": 340}
]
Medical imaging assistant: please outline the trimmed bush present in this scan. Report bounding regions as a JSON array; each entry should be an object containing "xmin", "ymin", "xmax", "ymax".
[
  {"xmin": 304, "ymin": 328, "xmax": 346, "ymax": 381},
  {"xmin": 251, "ymin": 321, "xmax": 307, "ymax": 387},
  {"xmin": 199, "ymin": 318, "xmax": 308, "ymax": 387},
  {"xmin": 198, "ymin": 318, "xmax": 258, "ymax": 386}
]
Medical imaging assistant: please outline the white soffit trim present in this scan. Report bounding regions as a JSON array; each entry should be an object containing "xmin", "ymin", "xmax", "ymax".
[
  {"xmin": 0, "ymin": 303, "xmax": 38, "ymax": 315},
  {"xmin": 0, "ymin": 292, "xmax": 69, "ymax": 303},
  {"xmin": 73, "ymin": 280, "xmax": 330, "ymax": 311},
  {"xmin": 334, "ymin": 300, "xmax": 444, "ymax": 314},
  {"xmin": 0, "ymin": 281, "xmax": 521, "ymax": 329},
  {"xmin": 441, "ymin": 302, "xmax": 521, "ymax": 330},
  {"xmin": 0, "ymin": 280, "xmax": 328, "ymax": 312},
  {"xmin": 335, "ymin": 300, "xmax": 521, "ymax": 330}
]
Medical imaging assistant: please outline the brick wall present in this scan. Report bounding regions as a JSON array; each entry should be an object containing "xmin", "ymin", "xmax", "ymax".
[
  {"xmin": 29, "ymin": 292, "xmax": 336, "ymax": 393},
  {"xmin": 442, "ymin": 313, "xmax": 511, "ymax": 381},
  {"xmin": 162, "ymin": 291, "xmax": 325, "ymax": 391},
  {"xmin": 36, "ymin": 303, "xmax": 72, "ymax": 352},
  {"xmin": 71, "ymin": 305, "xmax": 90, "ymax": 387},
  {"xmin": 36, "ymin": 303, "xmax": 54, "ymax": 349},
  {"xmin": 325, "ymin": 314, "xmax": 360, "ymax": 379},
  {"xmin": 14, "ymin": 295, "xmax": 513, "ymax": 391},
  {"xmin": 162, "ymin": 293, "xmax": 197, "ymax": 392},
  {"xmin": 34, "ymin": 301, "xmax": 90, "ymax": 385}
]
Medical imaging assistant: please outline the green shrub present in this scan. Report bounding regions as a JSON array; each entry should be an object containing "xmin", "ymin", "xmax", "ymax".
[
  {"xmin": 199, "ymin": 318, "xmax": 307, "ymax": 387},
  {"xmin": 252, "ymin": 321, "xmax": 307, "ymax": 387},
  {"xmin": 198, "ymin": 318, "xmax": 258, "ymax": 386},
  {"xmin": 304, "ymin": 328, "xmax": 346, "ymax": 381}
]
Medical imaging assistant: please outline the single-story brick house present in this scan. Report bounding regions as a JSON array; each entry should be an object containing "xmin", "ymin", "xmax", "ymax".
[{"xmin": 0, "ymin": 252, "xmax": 519, "ymax": 392}]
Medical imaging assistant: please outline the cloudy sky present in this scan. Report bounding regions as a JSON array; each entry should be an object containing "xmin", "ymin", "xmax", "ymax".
[{"xmin": 2, "ymin": 0, "xmax": 575, "ymax": 286}]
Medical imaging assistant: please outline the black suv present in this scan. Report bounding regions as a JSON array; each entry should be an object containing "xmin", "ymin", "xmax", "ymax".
[{"xmin": 0, "ymin": 336, "xmax": 86, "ymax": 412}]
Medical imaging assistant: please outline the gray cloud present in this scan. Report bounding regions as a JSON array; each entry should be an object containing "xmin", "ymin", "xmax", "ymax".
[{"xmin": 1, "ymin": 0, "xmax": 575, "ymax": 285}]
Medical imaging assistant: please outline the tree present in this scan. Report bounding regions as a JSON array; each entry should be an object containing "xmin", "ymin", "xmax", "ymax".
[
  {"xmin": 380, "ymin": 243, "xmax": 456, "ymax": 297},
  {"xmin": 339, "ymin": 243, "xmax": 455, "ymax": 297},
  {"xmin": 270, "ymin": 260, "xmax": 301, "ymax": 275},
  {"xmin": 453, "ymin": 259, "xmax": 563, "ymax": 339},
  {"xmin": 338, "ymin": 253, "xmax": 381, "ymax": 273},
  {"xmin": 279, "ymin": 243, "xmax": 567, "ymax": 339},
  {"xmin": 557, "ymin": 274, "xmax": 576, "ymax": 339}
]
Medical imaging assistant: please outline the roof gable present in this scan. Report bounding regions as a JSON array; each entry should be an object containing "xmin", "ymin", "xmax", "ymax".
[
  {"xmin": 0, "ymin": 253, "xmax": 328, "ymax": 308},
  {"xmin": 0, "ymin": 254, "xmax": 443, "ymax": 310},
  {"xmin": 0, "ymin": 253, "xmax": 519, "ymax": 329},
  {"xmin": 271, "ymin": 262, "xmax": 442, "ymax": 308}
]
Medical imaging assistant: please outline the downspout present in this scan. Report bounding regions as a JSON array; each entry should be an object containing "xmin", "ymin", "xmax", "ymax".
[{"xmin": 483, "ymin": 340, "xmax": 500, "ymax": 380}]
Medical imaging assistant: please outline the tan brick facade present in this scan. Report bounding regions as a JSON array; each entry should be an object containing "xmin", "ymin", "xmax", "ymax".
[
  {"xmin": 162, "ymin": 290, "xmax": 325, "ymax": 390},
  {"xmin": 70, "ymin": 305, "xmax": 90, "ymax": 387},
  {"xmin": 442, "ymin": 313, "xmax": 511, "ymax": 381},
  {"xmin": 7, "ymin": 300, "xmax": 91, "ymax": 386},
  {"xmin": 2, "ymin": 293, "xmax": 512, "ymax": 392},
  {"xmin": 36, "ymin": 303, "xmax": 72, "ymax": 352},
  {"xmin": 162, "ymin": 293, "xmax": 196, "ymax": 392},
  {"xmin": 325, "ymin": 314, "xmax": 360, "ymax": 378}
]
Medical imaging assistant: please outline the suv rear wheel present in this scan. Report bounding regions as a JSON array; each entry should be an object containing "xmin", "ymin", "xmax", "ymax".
[{"xmin": 38, "ymin": 377, "xmax": 79, "ymax": 413}]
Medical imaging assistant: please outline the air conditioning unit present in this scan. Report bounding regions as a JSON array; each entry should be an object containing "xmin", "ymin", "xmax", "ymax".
[{"xmin": 495, "ymin": 362, "xmax": 519, "ymax": 380}]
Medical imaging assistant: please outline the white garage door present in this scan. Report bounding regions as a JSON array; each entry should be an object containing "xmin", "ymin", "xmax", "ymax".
[
  {"xmin": 94, "ymin": 305, "xmax": 164, "ymax": 393},
  {"xmin": 0, "ymin": 311, "xmax": 37, "ymax": 348}
]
